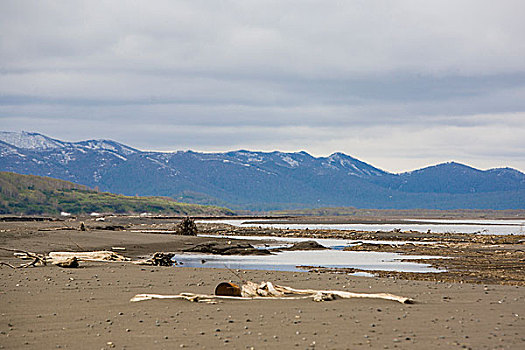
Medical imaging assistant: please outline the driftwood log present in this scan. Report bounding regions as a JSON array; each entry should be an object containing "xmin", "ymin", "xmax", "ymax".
[
  {"xmin": 130, "ymin": 281, "xmax": 414, "ymax": 304},
  {"xmin": 1, "ymin": 248, "xmax": 182, "ymax": 269},
  {"xmin": 0, "ymin": 247, "xmax": 47, "ymax": 268},
  {"xmin": 0, "ymin": 249, "xmax": 131, "ymax": 269},
  {"xmin": 48, "ymin": 251, "xmax": 130, "ymax": 262}
]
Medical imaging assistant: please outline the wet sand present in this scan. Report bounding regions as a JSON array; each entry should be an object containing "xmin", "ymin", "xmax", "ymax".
[{"xmin": 1, "ymin": 217, "xmax": 524, "ymax": 349}]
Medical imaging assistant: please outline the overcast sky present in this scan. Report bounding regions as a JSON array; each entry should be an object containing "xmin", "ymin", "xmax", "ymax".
[{"xmin": 1, "ymin": 0, "xmax": 524, "ymax": 173}]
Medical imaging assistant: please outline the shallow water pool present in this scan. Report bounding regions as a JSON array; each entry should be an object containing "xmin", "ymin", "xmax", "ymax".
[{"xmin": 173, "ymin": 249, "xmax": 443, "ymax": 274}]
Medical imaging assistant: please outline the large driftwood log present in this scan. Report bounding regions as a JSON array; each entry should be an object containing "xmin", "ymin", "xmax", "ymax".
[
  {"xmin": 48, "ymin": 251, "xmax": 130, "ymax": 262},
  {"xmin": 130, "ymin": 281, "xmax": 414, "ymax": 304},
  {"xmin": 130, "ymin": 293, "xmax": 312, "ymax": 303},
  {"xmin": 0, "ymin": 248, "xmax": 131, "ymax": 269}
]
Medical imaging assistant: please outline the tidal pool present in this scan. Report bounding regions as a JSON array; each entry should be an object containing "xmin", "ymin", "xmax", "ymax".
[
  {"xmin": 173, "ymin": 250, "xmax": 443, "ymax": 273},
  {"xmin": 187, "ymin": 226, "xmax": 448, "ymax": 275}
]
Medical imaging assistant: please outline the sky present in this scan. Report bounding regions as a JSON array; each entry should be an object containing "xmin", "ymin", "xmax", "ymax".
[{"xmin": 1, "ymin": 0, "xmax": 524, "ymax": 173}]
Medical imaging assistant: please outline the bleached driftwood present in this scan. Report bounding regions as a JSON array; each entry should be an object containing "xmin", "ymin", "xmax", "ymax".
[
  {"xmin": 130, "ymin": 281, "xmax": 413, "ymax": 304},
  {"xmin": 0, "ymin": 247, "xmax": 47, "ymax": 268},
  {"xmin": 48, "ymin": 251, "xmax": 131, "ymax": 262},
  {"xmin": 130, "ymin": 293, "xmax": 312, "ymax": 303},
  {"xmin": 1, "ymin": 248, "xmax": 131, "ymax": 269},
  {"xmin": 250, "ymin": 281, "xmax": 413, "ymax": 303}
]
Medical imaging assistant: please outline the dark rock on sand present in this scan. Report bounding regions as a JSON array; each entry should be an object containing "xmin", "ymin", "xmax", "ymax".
[
  {"xmin": 344, "ymin": 243, "xmax": 402, "ymax": 252},
  {"xmin": 53, "ymin": 256, "xmax": 79, "ymax": 268},
  {"xmin": 94, "ymin": 225, "xmax": 127, "ymax": 231},
  {"xmin": 284, "ymin": 240, "xmax": 328, "ymax": 251},
  {"xmin": 183, "ymin": 241, "xmax": 272, "ymax": 255},
  {"xmin": 141, "ymin": 252, "xmax": 176, "ymax": 266}
]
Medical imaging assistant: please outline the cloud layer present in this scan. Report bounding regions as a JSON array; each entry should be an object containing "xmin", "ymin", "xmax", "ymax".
[{"xmin": 1, "ymin": 0, "xmax": 524, "ymax": 172}]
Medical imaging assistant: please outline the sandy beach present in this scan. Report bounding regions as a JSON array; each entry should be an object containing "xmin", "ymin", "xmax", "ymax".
[{"xmin": 1, "ymin": 217, "xmax": 524, "ymax": 349}]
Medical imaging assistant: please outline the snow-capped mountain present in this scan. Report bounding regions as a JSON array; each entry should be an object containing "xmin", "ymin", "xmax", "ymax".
[
  {"xmin": 0, "ymin": 131, "xmax": 137, "ymax": 155},
  {"xmin": 1, "ymin": 131, "xmax": 524, "ymax": 210},
  {"xmin": 0, "ymin": 131, "xmax": 66, "ymax": 150}
]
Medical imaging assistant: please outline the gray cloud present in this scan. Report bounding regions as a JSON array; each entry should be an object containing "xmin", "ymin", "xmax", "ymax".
[{"xmin": 1, "ymin": 0, "xmax": 524, "ymax": 172}]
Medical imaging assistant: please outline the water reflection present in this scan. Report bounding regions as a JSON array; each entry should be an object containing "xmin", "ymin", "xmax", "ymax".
[{"xmin": 173, "ymin": 250, "xmax": 444, "ymax": 274}]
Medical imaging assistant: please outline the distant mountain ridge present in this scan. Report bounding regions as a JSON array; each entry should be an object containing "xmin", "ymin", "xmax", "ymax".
[{"xmin": 1, "ymin": 131, "xmax": 524, "ymax": 210}]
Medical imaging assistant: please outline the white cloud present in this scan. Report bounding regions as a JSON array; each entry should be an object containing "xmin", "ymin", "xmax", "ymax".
[{"xmin": 1, "ymin": 0, "xmax": 524, "ymax": 172}]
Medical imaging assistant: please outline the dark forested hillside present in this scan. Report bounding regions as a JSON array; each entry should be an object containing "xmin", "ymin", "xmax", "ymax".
[{"xmin": 0, "ymin": 172, "xmax": 233, "ymax": 216}]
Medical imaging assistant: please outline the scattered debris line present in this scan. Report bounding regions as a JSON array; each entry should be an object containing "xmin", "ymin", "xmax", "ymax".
[{"xmin": 0, "ymin": 248, "xmax": 182, "ymax": 269}]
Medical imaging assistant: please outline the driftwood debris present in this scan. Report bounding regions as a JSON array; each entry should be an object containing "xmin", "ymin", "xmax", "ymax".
[
  {"xmin": 37, "ymin": 221, "xmax": 118, "ymax": 232},
  {"xmin": 39, "ymin": 227, "xmax": 74, "ymax": 231},
  {"xmin": 130, "ymin": 281, "xmax": 414, "ymax": 304},
  {"xmin": 48, "ymin": 251, "xmax": 130, "ymax": 262},
  {"xmin": 0, "ymin": 247, "xmax": 47, "ymax": 268},
  {"xmin": 134, "ymin": 252, "xmax": 175, "ymax": 266},
  {"xmin": 176, "ymin": 217, "xmax": 198, "ymax": 235},
  {"xmin": 242, "ymin": 281, "xmax": 413, "ymax": 303},
  {"xmin": 1, "ymin": 248, "xmax": 131, "ymax": 269},
  {"xmin": 1, "ymin": 248, "xmax": 183, "ymax": 269}
]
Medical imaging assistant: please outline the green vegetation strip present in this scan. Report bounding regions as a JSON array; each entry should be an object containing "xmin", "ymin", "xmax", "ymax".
[{"xmin": 0, "ymin": 172, "xmax": 232, "ymax": 216}]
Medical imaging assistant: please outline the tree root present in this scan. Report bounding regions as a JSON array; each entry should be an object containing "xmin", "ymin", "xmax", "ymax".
[{"xmin": 0, "ymin": 247, "xmax": 47, "ymax": 268}]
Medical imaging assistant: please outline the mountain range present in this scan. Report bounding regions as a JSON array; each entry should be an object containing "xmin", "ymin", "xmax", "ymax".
[{"xmin": 1, "ymin": 131, "xmax": 524, "ymax": 210}]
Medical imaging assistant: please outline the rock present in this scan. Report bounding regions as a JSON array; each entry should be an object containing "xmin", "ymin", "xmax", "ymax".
[
  {"xmin": 285, "ymin": 240, "xmax": 328, "ymax": 251},
  {"xmin": 136, "ymin": 252, "xmax": 175, "ymax": 266},
  {"xmin": 53, "ymin": 257, "xmax": 79, "ymax": 268},
  {"xmin": 95, "ymin": 225, "xmax": 126, "ymax": 231},
  {"xmin": 183, "ymin": 241, "xmax": 271, "ymax": 255}
]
